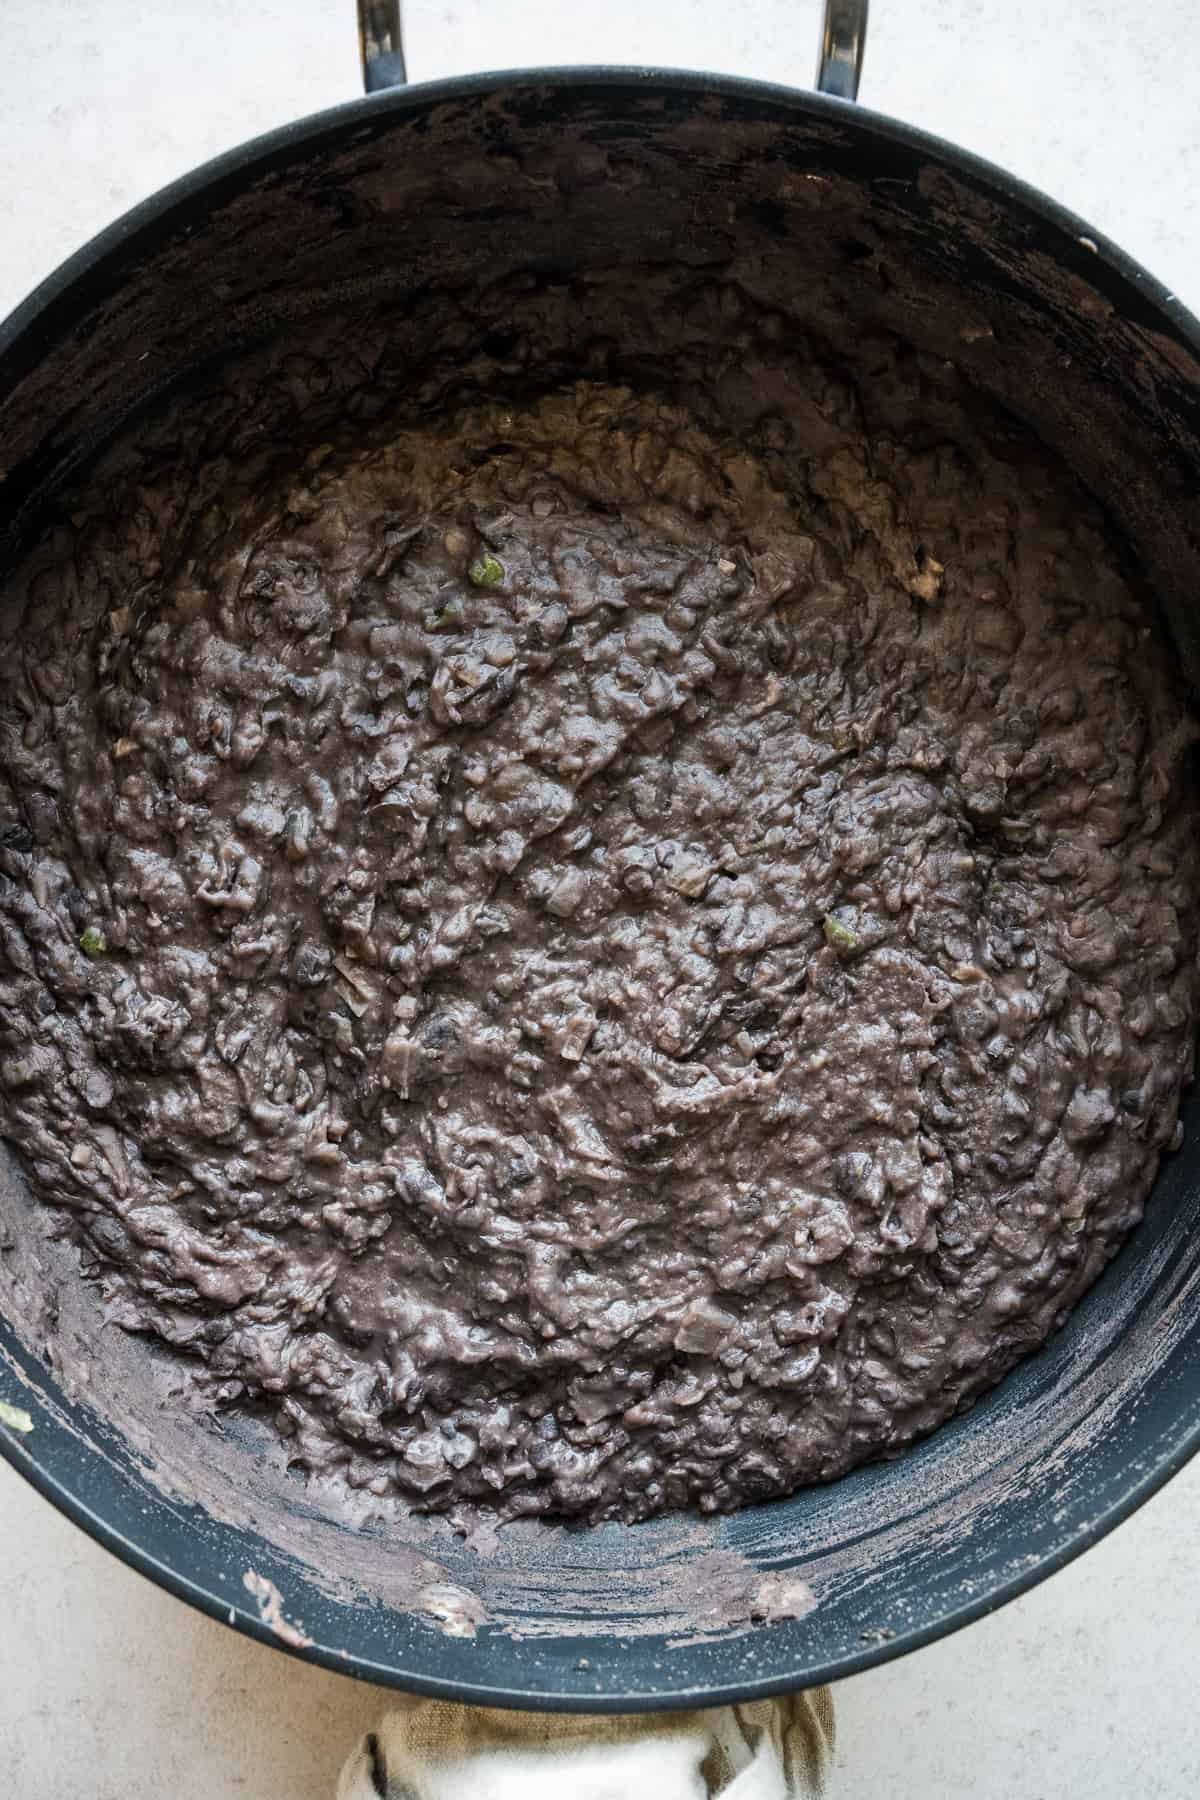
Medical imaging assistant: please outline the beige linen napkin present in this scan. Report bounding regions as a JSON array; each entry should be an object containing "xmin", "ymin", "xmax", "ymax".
[{"xmin": 338, "ymin": 1689, "xmax": 835, "ymax": 1799}]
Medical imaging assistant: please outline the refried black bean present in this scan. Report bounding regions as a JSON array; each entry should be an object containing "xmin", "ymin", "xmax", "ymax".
[{"xmin": 0, "ymin": 279, "xmax": 1195, "ymax": 1526}]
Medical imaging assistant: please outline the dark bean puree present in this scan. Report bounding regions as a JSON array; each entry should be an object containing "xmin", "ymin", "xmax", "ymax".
[{"xmin": 0, "ymin": 278, "xmax": 1195, "ymax": 1526}]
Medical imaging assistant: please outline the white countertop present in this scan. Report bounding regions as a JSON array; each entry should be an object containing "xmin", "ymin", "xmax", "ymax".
[{"xmin": 2, "ymin": 3, "xmax": 1200, "ymax": 1794}]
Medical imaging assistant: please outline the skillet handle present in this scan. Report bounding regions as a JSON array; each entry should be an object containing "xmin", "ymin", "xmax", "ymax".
[
  {"xmin": 817, "ymin": 0, "xmax": 868, "ymax": 100},
  {"xmin": 358, "ymin": 0, "xmax": 406, "ymax": 91},
  {"xmin": 357, "ymin": 0, "xmax": 868, "ymax": 102}
]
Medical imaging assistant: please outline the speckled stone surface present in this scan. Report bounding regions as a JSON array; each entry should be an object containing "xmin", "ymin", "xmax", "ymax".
[{"xmin": 2, "ymin": 2, "xmax": 1199, "ymax": 1795}]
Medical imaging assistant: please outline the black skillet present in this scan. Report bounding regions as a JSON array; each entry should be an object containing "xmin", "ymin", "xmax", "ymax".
[{"xmin": 1, "ymin": 0, "xmax": 1199, "ymax": 1711}]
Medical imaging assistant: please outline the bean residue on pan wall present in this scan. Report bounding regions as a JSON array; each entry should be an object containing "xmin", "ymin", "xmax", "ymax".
[{"xmin": 0, "ymin": 271, "xmax": 1194, "ymax": 1526}]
